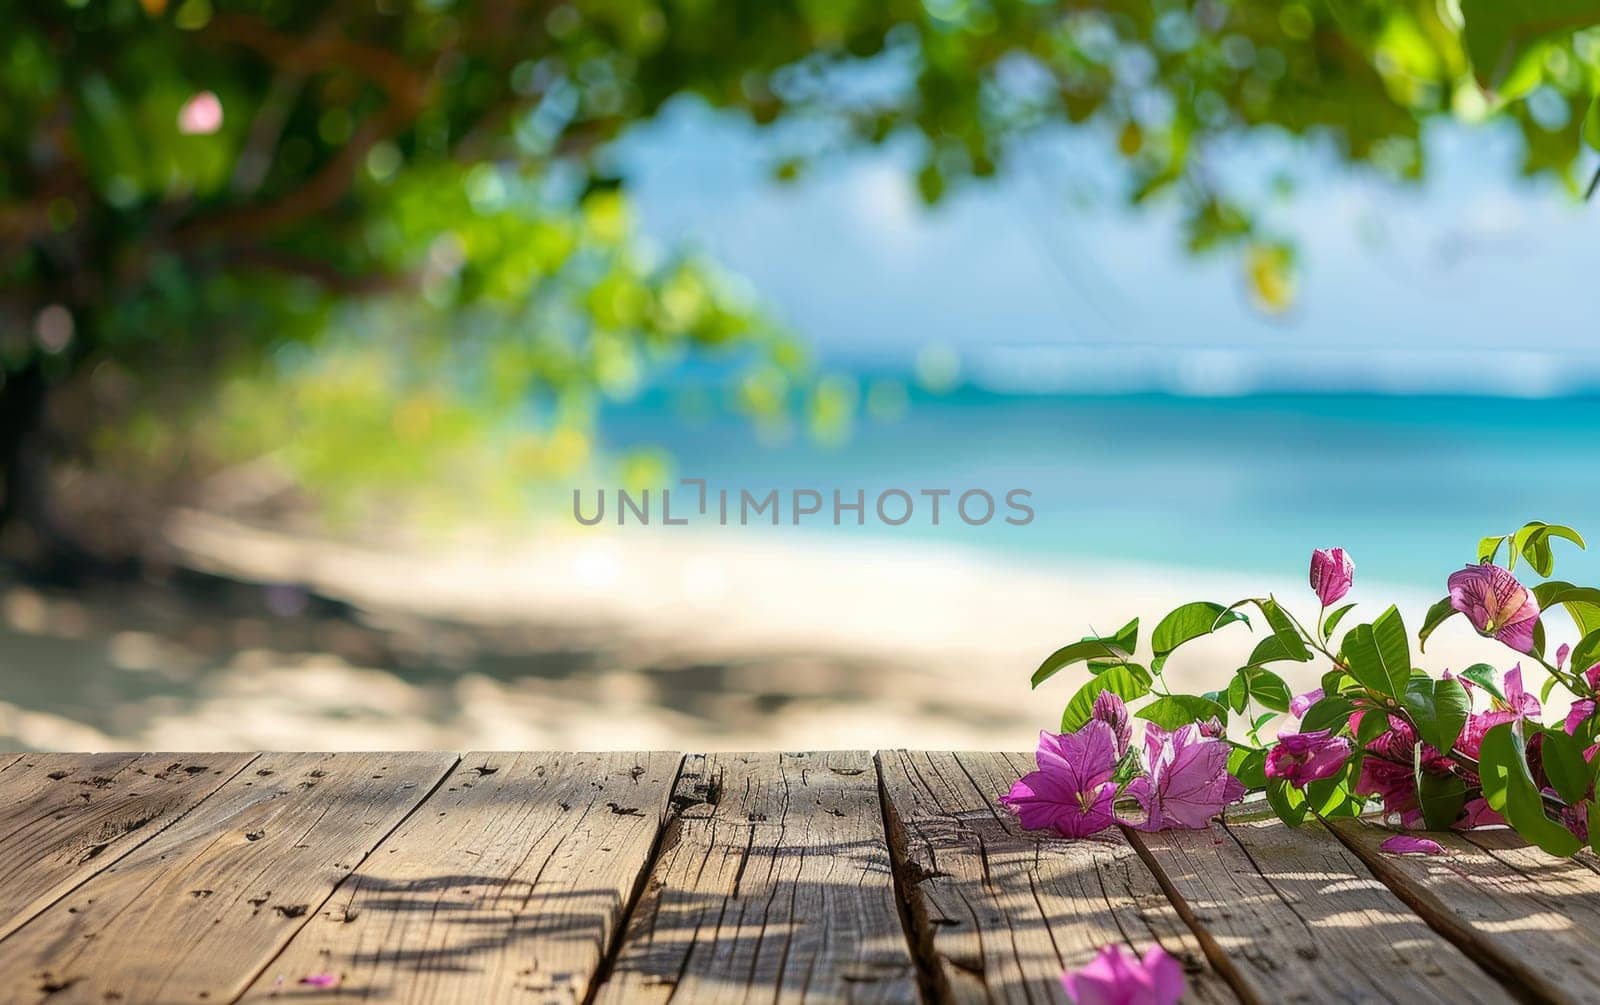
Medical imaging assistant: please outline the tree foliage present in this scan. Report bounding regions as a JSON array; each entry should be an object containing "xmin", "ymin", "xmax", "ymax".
[{"xmin": 2, "ymin": 0, "xmax": 1599, "ymax": 548}]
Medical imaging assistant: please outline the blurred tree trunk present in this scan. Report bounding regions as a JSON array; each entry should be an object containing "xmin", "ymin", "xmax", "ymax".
[{"xmin": 0, "ymin": 359, "xmax": 88, "ymax": 580}]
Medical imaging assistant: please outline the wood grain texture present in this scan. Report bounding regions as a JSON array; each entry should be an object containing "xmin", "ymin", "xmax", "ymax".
[
  {"xmin": 0, "ymin": 752, "xmax": 256, "ymax": 941},
  {"xmin": 1331, "ymin": 819, "xmax": 1600, "ymax": 1004},
  {"xmin": 878, "ymin": 750, "xmax": 1234, "ymax": 1005},
  {"xmin": 1132, "ymin": 809, "xmax": 1510, "ymax": 1004},
  {"xmin": 0, "ymin": 751, "xmax": 456, "ymax": 1004},
  {"xmin": 240, "ymin": 751, "xmax": 680, "ymax": 1003},
  {"xmin": 594, "ymin": 751, "xmax": 918, "ymax": 1004}
]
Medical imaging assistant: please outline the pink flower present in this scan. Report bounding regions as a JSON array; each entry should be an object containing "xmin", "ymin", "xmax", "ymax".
[
  {"xmin": 1197, "ymin": 716, "xmax": 1225, "ymax": 739},
  {"xmin": 1448, "ymin": 563, "xmax": 1541, "ymax": 654},
  {"xmin": 1001, "ymin": 723, "xmax": 1119, "ymax": 838},
  {"xmin": 1123, "ymin": 724, "xmax": 1245, "ymax": 831},
  {"xmin": 1289, "ymin": 687, "xmax": 1323, "ymax": 718},
  {"xmin": 1557, "ymin": 643, "xmax": 1571, "ymax": 671},
  {"xmin": 1092, "ymin": 690, "xmax": 1132, "ymax": 755},
  {"xmin": 1309, "ymin": 547, "xmax": 1354, "ymax": 605},
  {"xmin": 299, "ymin": 972, "xmax": 340, "ymax": 988},
  {"xmin": 178, "ymin": 90, "xmax": 224, "ymax": 135},
  {"xmin": 1264, "ymin": 729, "xmax": 1352, "ymax": 786},
  {"xmin": 1566, "ymin": 700, "xmax": 1595, "ymax": 735},
  {"xmin": 1379, "ymin": 834, "xmax": 1444, "ymax": 856},
  {"xmin": 1500, "ymin": 663, "xmax": 1541, "ymax": 718},
  {"xmin": 1060, "ymin": 944, "xmax": 1185, "ymax": 1005},
  {"xmin": 1356, "ymin": 716, "xmax": 1455, "ymax": 827}
]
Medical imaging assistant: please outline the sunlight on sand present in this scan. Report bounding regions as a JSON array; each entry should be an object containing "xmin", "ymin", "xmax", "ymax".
[{"xmin": 0, "ymin": 510, "xmax": 1567, "ymax": 751}]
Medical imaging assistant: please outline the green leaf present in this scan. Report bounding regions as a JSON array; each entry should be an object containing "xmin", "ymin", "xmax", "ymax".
[
  {"xmin": 1061, "ymin": 664, "xmax": 1151, "ymax": 732},
  {"xmin": 1137, "ymin": 694, "xmax": 1228, "ymax": 731},
  {"xmin": 1233, "ymin": 667, "xmax": 1292, "ymax": 713},
  {"xmin": 1479, "ymin": 723, "xmax": 1581, "ymax": 857},
  {"xmin": 1227, "ymin": 672, "xmax": 1248, "ymax": 714},
  {"xmin": 1301, "ymin": 695, "xmax": 1356, "ymax": 735},
  {"xmin": 1459, "ymin": 663, "xmax": 1505, "ymax": 702},
  {"xmin": 1570, "ymin": 629, "xmax": 1600, "ymax": 682},
  {"xmin": 1401, "ymin": 677, "xmax": 1470, "ymax": 754},
  {"xmin": 1341, "ymin": 606, "xmax": 1411, "ymax": 699},
  {"xmin": 1533, "ymin": 581, "xmax": 1600, "ymax": 637},
  {"xmin": 1586, "ymin": 95, "xmax": 1600, "ymax": 153},
  {"xmin": 1591, "ymin": 802, "xmax": 1600, "ymax": 856},
  {"xmin": 1513, "ymin": 521, "xmax": 1585, "ymax": 578},
  {"xmin": 1243, "ymin": 597, "xmax": 1310, "ymax": 664},
  {"xmin": 1478, "ymin": 535, "xmax": 1507, "ymax": 565},
  {"xmin": 1541, "ymin": 727, "xmax": 1592, "ymax": 805},
  {"xmin": 1247, "ymin": 635, "xmax": 1304, "ymax": 666},
  {"xmin": 1322, "ymin": 602, "xmax": 1357, "ymax": 639},
  {"xmin": 1033, "ymin": 636, "xmax": 1134, "ymax": 688},
  {"xmin": 1460, "ymin": 0, "xmax": 1600, "ymax": 93},
  {"xmin": 1265, "ymin": 778, "xmax": 1308, "ymax": 827},
  {"xmin": 1356, "ymin": 707, "xmax": 1390, "ymax": 746},
  {"xmin": 1151, "ymin": 602, "xmax": 1247, "ymax": 673},
  {"xmin": 1228, "ymin": 747, "xmax": 1267, "ymax": 789},
  {"xmin": 1417, "ymin": 597, "xmax": 1459, "ymax": 653},
  {"xmin": 1418, "ymin": 771, "xmax": 1469, "ymax": 831},
  {"xmin": 1087, "ymin": 618, "xmax": 1140, "ymax": 672}
]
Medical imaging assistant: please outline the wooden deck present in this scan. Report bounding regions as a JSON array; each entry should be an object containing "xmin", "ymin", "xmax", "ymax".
[{"xmin": 0, "ymin": 752, "xmax": 1595, "ymax": 1003}]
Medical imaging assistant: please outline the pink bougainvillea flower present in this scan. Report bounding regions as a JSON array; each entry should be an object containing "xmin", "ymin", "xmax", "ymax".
[
  {"xmin": 1309, "ymin": 547, "xmax": 1354, "ymax": 605},
  {"xmin": 1092, "ymin": 690, "xmax": 1132, "ymax": 755},
  {"xmin": 1500, "ymin": 663, "xmax": 1541, "ymax": 718},
  {"xmin": 1264, "ymin": 729, "xmax": 1352, "ymax": 786},
  {"xmin": 1557, "ymin": 643, "xmax": 1571, "ymax": 671},
  {"xmin": 177, "ymin": 90, "xmax": 224, "ymax": 135},
  {"xmin": 1566, "ymin": 700, "xmax": 1596, "ymax": 736},
  {"xmin": 1447, "ymin": 563, "xmax": 1541, "ymax": 654},
  {"xmin": 1289, "ymin": 687, "xmax": 1324, "ymax": 718},
  {"xmin": 1379, "ymin": 834, "xmax": 1445, "ymax": 856},
  {"xmin": 1197, "ymin": 716, "xmax": 1225, "ymax": 739},
  {"xmin": 1356, "ymin": 716, "xmax": 1456, "ymax": 828},
  {"xmin": 1122, "ymin": 724, "xmax": 1245, "ymax": 831},
  {"xmin": 1060, "ymin": 944, "xmax": 1185, "ymax": 1005},
  {"xmin": 299, "ymin": 972, "xmax": 340, "ymax": 988},
  {"xmin": 1001, "ymin": 723, "xmax": 1119, "ymax": 838}
]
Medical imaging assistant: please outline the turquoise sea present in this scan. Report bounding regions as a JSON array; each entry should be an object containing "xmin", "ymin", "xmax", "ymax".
[{"xmin": 600, "ymin": 388, "xmax": 1600, "ymax": 590}]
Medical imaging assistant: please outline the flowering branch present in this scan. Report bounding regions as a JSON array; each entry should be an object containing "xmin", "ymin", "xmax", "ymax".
[{"xmin": 1015, "ymin": 521, "xmax": 1599, "ymax": 858}]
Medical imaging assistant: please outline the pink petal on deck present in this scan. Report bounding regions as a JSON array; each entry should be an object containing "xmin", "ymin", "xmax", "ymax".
[
  {"xmin": 300, "ymin": 972, "xmax": 340, "ymax": 988},
  {"xmin": 1379, "ymin": 834, "xmax": 1445, "ymax": 856}
]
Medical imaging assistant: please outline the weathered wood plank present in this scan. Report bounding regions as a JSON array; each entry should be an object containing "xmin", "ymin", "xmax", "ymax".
[
  {"xmin": 879, "ymin": 750, "xmax": 1234, "ymax": 1004},
  {"xmin": 239, "ymin": 751, "xmax": 680, "ymax": 1002},
  {"xmin": 1131, "ymin": 808, "xmax": 1510, "ymax": 1003},
  {"xmin": 0, "ymin": 752, "xmax": 256, "ymax": 941},
  {"xmin": 594, "ymin": 751, "xmax": 918, "ymax": 1004},
  {"xmin": 1331, "ymin": 819, "xmax": 1600, "ymax": 1004},
  {"xmin": 0, "ymin": 751, "xmax": 457, "ymax": 1004}
]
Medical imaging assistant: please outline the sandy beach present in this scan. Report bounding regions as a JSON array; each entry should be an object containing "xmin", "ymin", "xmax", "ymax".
[{"xmin": 0, "ymin": 510, "xmax": 1557, "ymax": 752}]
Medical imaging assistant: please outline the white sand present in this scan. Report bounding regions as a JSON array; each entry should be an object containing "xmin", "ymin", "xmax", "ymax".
[{"xmin": 62, "ymin": 509, "xmax": 1532, "ymax": 753}]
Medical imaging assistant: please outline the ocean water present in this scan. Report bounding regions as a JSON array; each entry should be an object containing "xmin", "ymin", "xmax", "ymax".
[{"xmin": 599, "ymin": 387, "xmax": 1600, "ymax": 590}]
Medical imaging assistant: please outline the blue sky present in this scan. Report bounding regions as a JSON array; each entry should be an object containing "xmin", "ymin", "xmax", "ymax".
[{"xmin": 613, "ymin": 98, "xmax": 1597, "ymax": 396}]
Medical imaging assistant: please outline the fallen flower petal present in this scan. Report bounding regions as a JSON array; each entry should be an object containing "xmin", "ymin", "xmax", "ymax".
[
  {"xmin": 1379, "ymin": 834, "xmax": 1445, "ymax": 856},
  {"xmin": 299, "ymin": 972, "xmax": 340, "ymax": 987},
  {"xmin": 1060, "ymin": 943, "xmax": 1185, "ymax": 1005}
]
